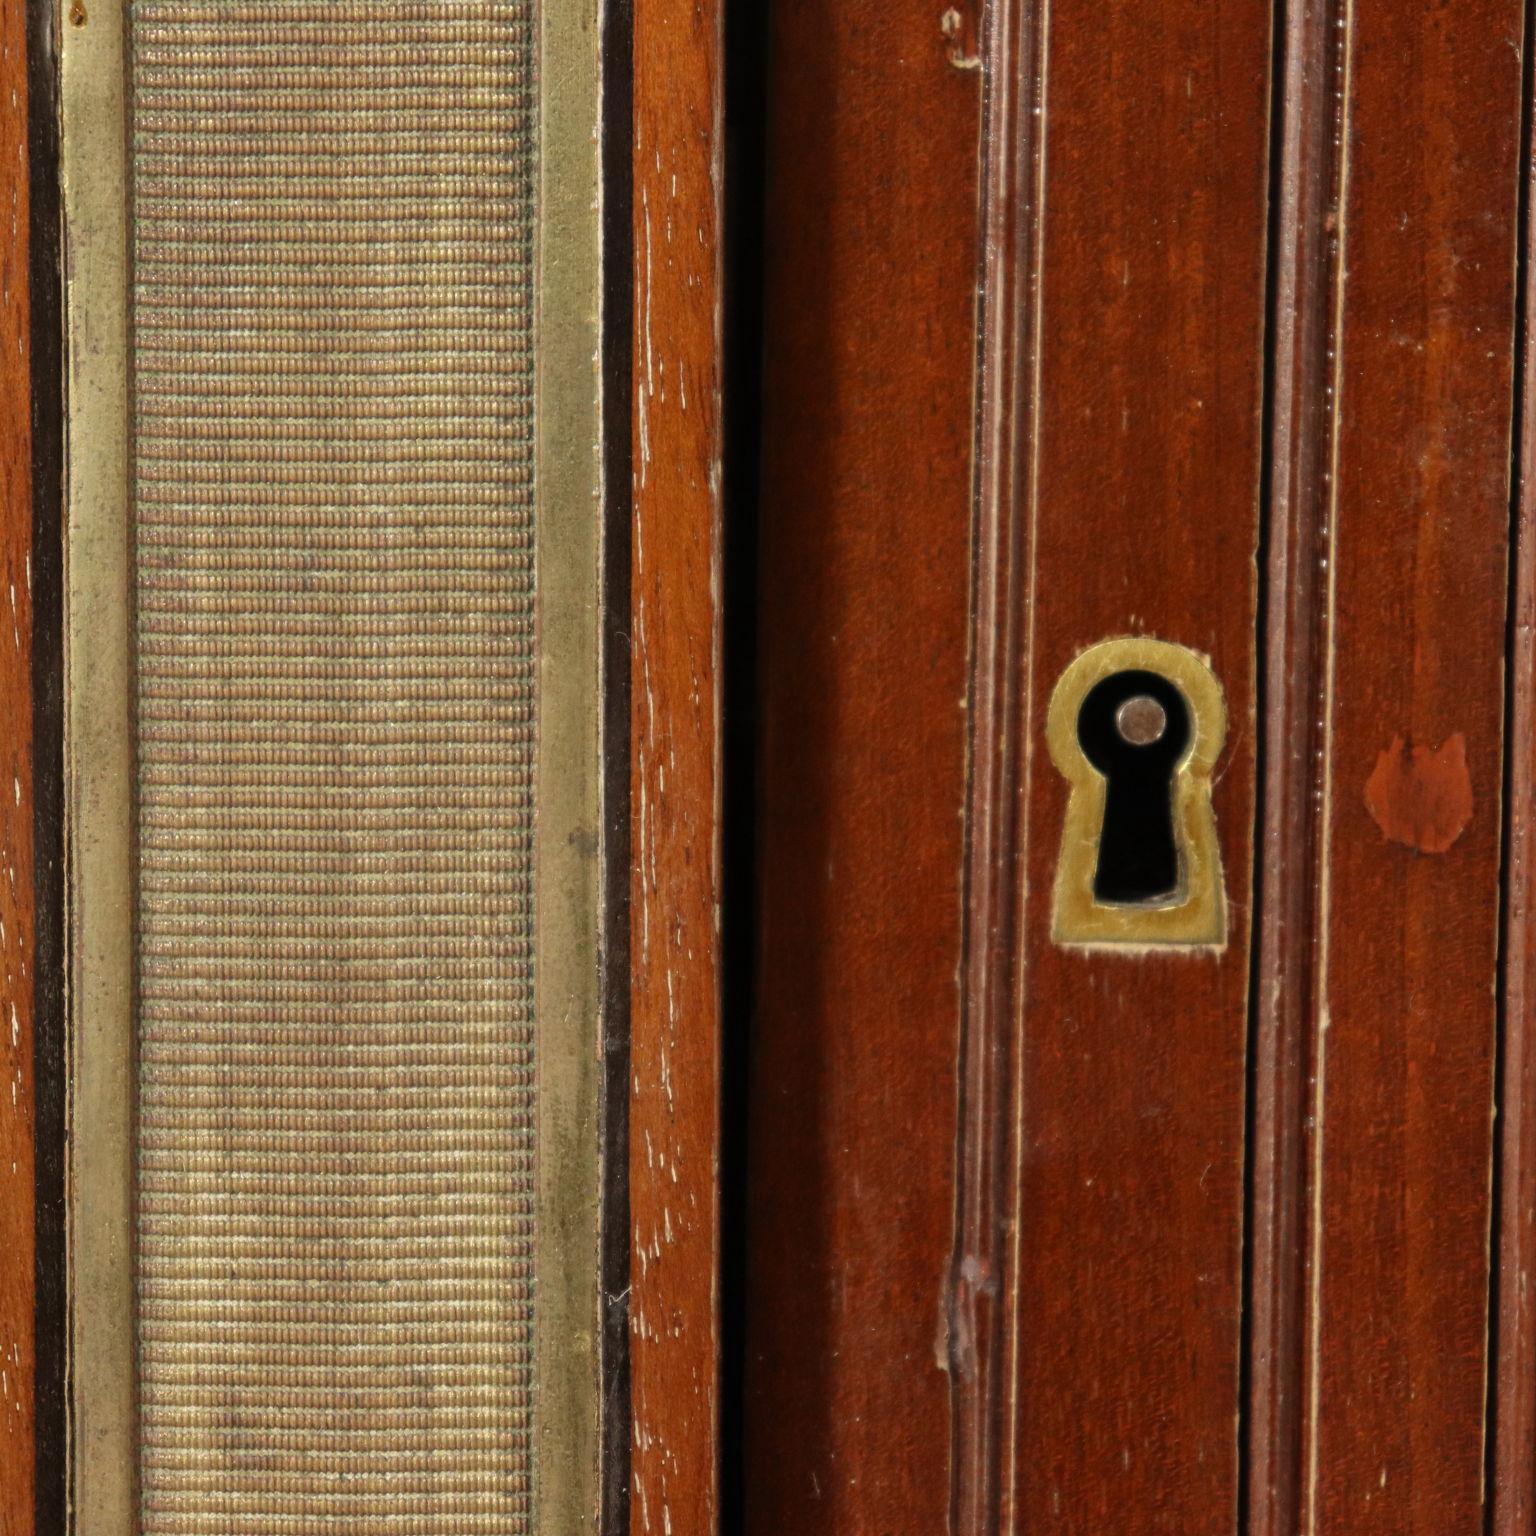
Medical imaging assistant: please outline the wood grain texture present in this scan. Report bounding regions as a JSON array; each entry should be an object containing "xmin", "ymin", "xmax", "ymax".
[
  {"xmin": 950, "ymin": 0, "xmax": 1042, "ymax": 1523},
  {"xmin": 630, "ymin": 0, "xmax": 724, "ymax": 1531},
  {"xmin": 1301, "ymin": 1, "xmax": 1523, "ymax": 1529},
  {"xmin": 1245, "ymin": 0, "xmax": 1343, "ymax": 1528},
  {"xmin": 742, "ymin": 1, "xmax": 982, "ymax": 1531},
  {"xmin": 956, "ymin": 0, "xmax": 1271, "ymax": 1527},
  {"xmin": 1495, "ymin": 14, "xmax": 1536, "ymax": 1529},
  {"xmin": 0, "ymin": 0, "xmax": 33, "ymax": 1529}
]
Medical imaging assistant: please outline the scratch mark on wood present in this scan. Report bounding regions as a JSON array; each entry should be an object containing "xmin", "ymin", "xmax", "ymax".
[
  {"xmin": 631, "ymin": 0, "xmax": 724, "ymax": 1529},
  {"xmin": 940, "ymin": 2, "xmax": 982, "ymax": 68}
]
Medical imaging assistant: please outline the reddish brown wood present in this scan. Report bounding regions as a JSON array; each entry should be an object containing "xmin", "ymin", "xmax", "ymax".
[
  {"xmin": 949, "ymin": 0, "xmax": 1041, "ymax": 1524},
  {"xmin": 1495, "ymin": 20, "xmax": 1536, "ymax": 1531},
  {"xmin": 747, "ymin": 0, "xmax": 1527, "ymax": 1528},
  {"xmin": 630, "ymin": 0, "xmax": 724, "ymax": 1532},
  {"xmin": 1301, "ymin": 2, "xmax": 1523, "ymax": 1529},
  {"xmin": 954, "ymin": 0, "xmax": 1271, "ymax": 1526},
  {"xmin": 743, "ymin": 2, "xmax": 982, "ymax": 1531},
  {"xmin": 1245, "ymin": 1, "xmax": 1342, "ymax": 1529},
  {"xmin": 0, "ymin": 2, "xmax": 32, "ymax": 1530}
]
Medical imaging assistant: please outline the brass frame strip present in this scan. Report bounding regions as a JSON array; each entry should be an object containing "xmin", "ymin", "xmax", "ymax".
[
  {"xmin": 534, "ymin": 0, "xmax": 607, "ymax": 1524},
  {"xmin": 60, "ymin": 1, "xmax": 137, "ymax": 1531},
  {"xmin": 60, "ymin": 1, "xmax": 609, "ymax": 1529}
]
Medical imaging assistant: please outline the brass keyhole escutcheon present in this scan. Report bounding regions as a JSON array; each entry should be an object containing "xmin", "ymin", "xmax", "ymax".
[{"xmin": 1046, "ymin": 637, "xmax": 1227, "ymax": 949}]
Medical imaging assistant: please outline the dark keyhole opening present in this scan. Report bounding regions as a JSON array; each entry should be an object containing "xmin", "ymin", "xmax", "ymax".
[{"xmin": 1076, "ymin": 669, "xmax": 1192, "ymax": 905}]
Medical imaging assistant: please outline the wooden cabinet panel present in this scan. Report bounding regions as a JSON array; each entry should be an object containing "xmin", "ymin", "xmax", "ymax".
[
  {"xmin": 958, "ymin": 0, "xmax": 1271, "ymax": 1528},
  {"xmin": 1299, "ymin": 3, "xmax": 1523, "ymax": 1529},
  {"xmin": 743, "ymin": 3, "xmax": 983, "ymax": 1532},
  {"xmin": 750, "ymin": 1, "xmax": 1531, "ymax": 1533}
]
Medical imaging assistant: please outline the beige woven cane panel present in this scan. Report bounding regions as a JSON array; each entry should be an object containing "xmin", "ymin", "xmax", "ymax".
[{"xmin": 130, "ymin": 5, "xmax": 538, "ymax": 1531}]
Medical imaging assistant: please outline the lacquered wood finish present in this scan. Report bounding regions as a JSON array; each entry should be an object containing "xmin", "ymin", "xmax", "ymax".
[
  {"xmin": 1244, "ymin": 4, "xmax": 1340, "ymax": 1531},
  {"xmin": 743, "ymin": 2, "xmax": 982, "ymax": 1531},
  {"xmin": 1298, "ymin": 4, "xmax": 1522, "ymax": 1529},
  {"xmin": 956, "ymin": 0, "xmax": 1272, "ymax": 1527},
  {"xmin": 630, "ymin": 0, "xmax": 724, "ymax": 1531},
  {"xmin": 0, "ymin": 2, "xmax": 33, "ymax": 1529}
]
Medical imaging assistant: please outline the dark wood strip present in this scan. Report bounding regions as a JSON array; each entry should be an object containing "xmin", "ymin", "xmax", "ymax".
[
  {"xmin": 1302, "ymin": 1, "xmax": 1523, "ymax": 1528},
  {"xmin": 26, "ymin": 0, "xmax": 64, "ymax": 1527},
  {"xmin": 630, "ymin": 0, "xmax": 724, "ymax": 1529},
  {"xmin": 599, "ymin": 1, "xmax": 634, "ymax": 1531},
  {"xmin": 0, "ymin": 0, "xmax": 34, "ymax": 1528},
  {"xmin": 743, "ymin": 1, "xmax": 982, "ymax": 1530}
]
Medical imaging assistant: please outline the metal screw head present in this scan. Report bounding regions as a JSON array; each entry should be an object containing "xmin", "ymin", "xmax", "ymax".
[{"xmin": 1115, "ymin": 694, "xmax": 1167, "ymax": 747}]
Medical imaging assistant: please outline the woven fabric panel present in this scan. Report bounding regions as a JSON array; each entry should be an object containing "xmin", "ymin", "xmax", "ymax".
[{"xmin": 130, "ymin": 6, "xmax": 537, "ymax": 1531}]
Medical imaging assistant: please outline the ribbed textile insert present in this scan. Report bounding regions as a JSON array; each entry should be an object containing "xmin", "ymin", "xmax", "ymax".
[{"xmin": 129, "ymin": 5, "xmax": 537, "ymax": 1530}]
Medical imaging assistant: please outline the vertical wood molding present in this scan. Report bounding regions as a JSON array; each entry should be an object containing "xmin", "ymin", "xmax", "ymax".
[
  {"xmin": 0, "ymin": 0, "xmax": 34, "ymax": 1529},
  {"xmin": 629, "ymin": 0, "xmax": 724, "ymax": 1530},
  {"xmin": 949, "ymin": 0, "xmax": 1046, "ymax": 1526},
  {"xmin": 1244, "ymin": 0, "xmax": 1346, "ymax": 1530}
]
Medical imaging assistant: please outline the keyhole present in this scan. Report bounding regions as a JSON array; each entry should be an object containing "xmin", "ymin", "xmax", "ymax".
[{"xmin": 1075, "ymin": 669, "xmax": 1192, "ymax": 905}]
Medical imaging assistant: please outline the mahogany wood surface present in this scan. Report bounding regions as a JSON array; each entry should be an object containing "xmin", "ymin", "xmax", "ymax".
[
  {"xmin": 956, "ymin": 0, "xmax": 1270, "ymax": 1528},
  {"xmin": 743, "ymin": 2, "xmax": 983, "ymax": 1532},
  {"xmin": 747, "ymin": 0, "xmax": 1533, "ymax": 1526},
  {"xmin": 0, "ymin": 1, "xmax": 33, "ymax": 1529},
  {"xmin": 1244, "ymin": 1, "xmax": 1340, "ymax": 1530},
  {"xmin": 1299, "ymin": 3, "xmax": 1523, "ymax": 1530},
  {"xmin": 630, "ymin": 0, "xmax": 725, "ymax": 1533}
]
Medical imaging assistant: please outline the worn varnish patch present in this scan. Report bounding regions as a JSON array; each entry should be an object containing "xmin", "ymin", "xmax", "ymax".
[
  {"xmin": 1364, "ymin": 733, "xmax": 1473, "ymax": 854},
  {"xmin": 631, "ymin": 0, "xmax": 725, "ymax": 1531}
]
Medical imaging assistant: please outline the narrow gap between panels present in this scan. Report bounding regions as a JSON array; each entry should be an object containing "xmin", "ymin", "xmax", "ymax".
[
  {"xmin": 717, "ymin": 0, "xmax": 770, "ymax": 1529},
  {"xmin": 1484, "ymin": 0, "xmax": 1536, "ymax": 1523},
  {"xmin": 1236, "ymin": 0, "xmax": 1296, "ymax": 1524}
]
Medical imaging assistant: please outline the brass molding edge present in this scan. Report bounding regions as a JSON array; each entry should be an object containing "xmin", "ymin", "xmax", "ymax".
[
  {"xmin": 535, "ymin": 0, "xmax": 607, "ymax": 1527},
  {"xmin": 59, "ymin": 1, "xmax": 137, "ymax": 1531}
]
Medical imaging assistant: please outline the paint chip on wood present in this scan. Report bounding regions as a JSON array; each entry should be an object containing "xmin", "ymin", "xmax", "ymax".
[{"xmin": 1364, "ymin": 733, "xmax": 1473, "ymax": 854}]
